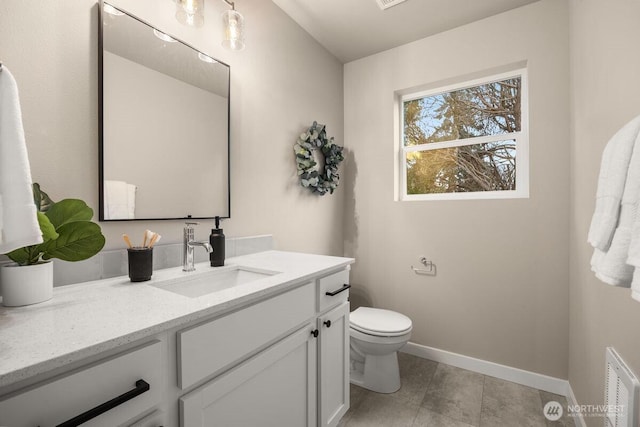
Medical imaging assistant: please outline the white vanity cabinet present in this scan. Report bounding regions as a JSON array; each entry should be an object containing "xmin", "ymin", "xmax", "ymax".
[
  {"xmin": 179, "ymin": 268, "xmax": 351, "ymax": 427},
  {"xmin": 0, "ymin": 252, "xmax": 354, "ymax": 427},
  {"xmin": 0, "ymin": 341, "xmax": 164, "ymax": 427}
]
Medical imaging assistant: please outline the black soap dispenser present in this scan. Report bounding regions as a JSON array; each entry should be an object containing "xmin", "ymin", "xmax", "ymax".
[{"xmin": 210, "ymin": 216, "xmax": 225, "ymax": 267}]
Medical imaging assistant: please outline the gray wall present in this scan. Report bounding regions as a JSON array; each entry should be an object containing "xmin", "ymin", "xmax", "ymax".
[
  {"xmin": 569, "ymin": 0, "xmax": 640, "ymax": 423},
  {"xmin": 0, "ymin": 0, "xmax": 345, "ymax": 255},
  {"xmin": 343, "ymin": 0, "xmax": 571, "ymax": 379}
]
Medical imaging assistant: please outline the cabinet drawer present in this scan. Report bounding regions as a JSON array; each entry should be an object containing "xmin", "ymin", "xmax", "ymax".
[
  {"xmin": 318, "ymin": 269, "xmax": 350, "ymax": 312},
  {"xmin": 178, "ymin": 281, "xmax": 315, "ymax": 389},
  {"xmin": 0, "ymin": 340, "xmax": 162, "ymax": 427}
]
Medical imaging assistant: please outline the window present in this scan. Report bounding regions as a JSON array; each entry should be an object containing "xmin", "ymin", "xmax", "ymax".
[{"xmin": 399, "ymin": 69, "xmax": 528, "ymax": 200}]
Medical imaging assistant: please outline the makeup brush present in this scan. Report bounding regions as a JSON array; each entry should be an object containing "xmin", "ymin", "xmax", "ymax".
[
  {"xmin": 122, "ymin": 234, "xmax": 133, "ymax": 249},
  {"xmin": 143, "ymin": 229, "xmax": 152, "ymax": 248},
  {"xmin": 149, "ymin": 233, "xmax": 161, "ymax": 248}
]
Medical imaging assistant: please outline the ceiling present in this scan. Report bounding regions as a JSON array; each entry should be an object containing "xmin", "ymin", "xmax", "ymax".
[{"xmin": 272, "ymin": 0, "xmax": 540, "ymax": 63}]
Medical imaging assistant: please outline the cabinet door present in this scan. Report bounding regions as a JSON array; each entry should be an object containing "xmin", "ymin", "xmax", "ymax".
[
  {"xmin": 180, "ymin": 325, "xmax": 317, "ymax": 427},
  {"xmin": 318, "ymin": 302, "xmax": 350, "ymax": 427}
]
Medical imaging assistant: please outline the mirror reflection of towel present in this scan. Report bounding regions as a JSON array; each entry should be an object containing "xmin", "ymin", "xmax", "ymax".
[{"xmin": 104, "ymin": 180, "xmax": 136, "ymax": 219}]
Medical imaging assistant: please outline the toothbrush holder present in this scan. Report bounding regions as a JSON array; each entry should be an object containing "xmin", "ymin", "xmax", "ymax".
[{"xmin": 127, "ymin": 247, "xmax": 153, "ymax": 282}]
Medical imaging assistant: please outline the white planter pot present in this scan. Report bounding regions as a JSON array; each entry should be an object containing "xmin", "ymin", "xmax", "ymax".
[{"xmin": 1, "ymin": 262, "xmax": 53, "ymax": 307}]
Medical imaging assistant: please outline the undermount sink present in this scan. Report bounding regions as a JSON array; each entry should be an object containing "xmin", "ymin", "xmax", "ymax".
[{"xmin": 150, "ymin": 266, "xmax": 281, "ymax": 298}]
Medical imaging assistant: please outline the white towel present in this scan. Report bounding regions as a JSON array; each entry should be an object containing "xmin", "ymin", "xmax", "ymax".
[
  {"xmin": 591, "ymin": 122, "xmax": 640, "ymax": 286},
  {"xmin": 624, "ymin": 134, "xmax": 640, "ymax": 298},
  {"xmin": 631, "ymin": 269, "xmax": 640, "ymax": 302},
  {"xmin": 104, "ymin": 180, "xmax": 136, "ymax": 219},
  {"xmin": 0, "ymin": 67, "xmax": 43, "ymax": 253},
  {"xmin": 588, "ymin": 115, "xmax": 640, "ymax": 251}
]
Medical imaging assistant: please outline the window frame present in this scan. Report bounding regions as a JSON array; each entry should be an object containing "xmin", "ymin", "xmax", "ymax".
[{"xmin": 398, "ymin": 68, "xmax": 529, "ymax": 201}]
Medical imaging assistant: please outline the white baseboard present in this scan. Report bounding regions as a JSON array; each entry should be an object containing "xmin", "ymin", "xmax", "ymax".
[
  {"xmin": 566, "ymin": 383, "xmax": 587, "ymax": 427},
  {"xmin": 401, "ymin": 342, "xmax": 569, "ymax": 396}
]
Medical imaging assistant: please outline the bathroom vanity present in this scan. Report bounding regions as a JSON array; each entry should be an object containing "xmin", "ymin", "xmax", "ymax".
[{"xmin": 0, "ymin": 251, "xmax": 353, "ymax": 427}]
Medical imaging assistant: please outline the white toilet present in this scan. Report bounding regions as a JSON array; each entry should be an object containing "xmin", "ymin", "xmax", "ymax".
[{"xmin": 349, "ymin": 307, "xmax": 412, "ymax": 393}]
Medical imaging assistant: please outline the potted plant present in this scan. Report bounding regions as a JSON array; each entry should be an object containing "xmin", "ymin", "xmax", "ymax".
[{"xmin": 0, "ymin": 184, "xmax": 106, "ymax": 306}]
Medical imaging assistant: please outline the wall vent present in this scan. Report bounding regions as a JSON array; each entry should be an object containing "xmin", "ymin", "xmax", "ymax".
[
  {"xmin": 375, "ymin": 0, "xmax": 409, "ymax": 11},
  {"xmin": 605, "ymin": 347, "xmax": 639, "ymax": 427}
]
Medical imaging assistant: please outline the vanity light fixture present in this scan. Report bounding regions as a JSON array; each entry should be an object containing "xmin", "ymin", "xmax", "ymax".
[
  {"xmin": 103, "ymin": 3, "xmax": 125, "ymax": 16},
  {"xmin": 198, "ymin": 52, "xmax": 218, "ymax": 64},
  {"xmin": 221, "ymin": 0, "xmax": 245, "ymax": 51},
  {"xmin": 175, "ymin": 0, "xmax": 205, "ymax": 28},
  {"xmin": 153, "ymin": 29, "xmax": 177, "ymax": 43}
]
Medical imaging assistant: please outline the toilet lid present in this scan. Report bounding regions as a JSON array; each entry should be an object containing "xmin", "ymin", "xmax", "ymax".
[{"xmin": 350, "ymin": 307, "xmax": 412, "ymax": 336}]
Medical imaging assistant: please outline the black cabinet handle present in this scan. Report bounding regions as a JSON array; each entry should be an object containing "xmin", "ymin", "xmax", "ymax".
[
  {"xmin": 56, "ymin": 379, "xmax": 150, "ymax": 427},
  {"xmin": 324, "ymin": 320, "xmax": 332, "ymax": 328},
  {"xmin": 311, "ymin": 329, "xmax": 319, "ymax": 338},
  {"xmin": 325, "ymin": 284, "xmax": 350, "ymax": 296}
]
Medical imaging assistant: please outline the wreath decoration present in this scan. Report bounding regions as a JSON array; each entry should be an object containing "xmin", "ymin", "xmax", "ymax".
[{"xmin": 294, "ymin": 121, "xmax": 344, "ymax": 195}]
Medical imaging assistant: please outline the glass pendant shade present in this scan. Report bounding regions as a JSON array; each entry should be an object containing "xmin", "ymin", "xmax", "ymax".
[
  {"xmin": 222, "ymin": 9, "xmax": 245, "ymax": 51},
  {"xmin": 175, "ymin": 0, "xmax": 204, "ymax": 27}
]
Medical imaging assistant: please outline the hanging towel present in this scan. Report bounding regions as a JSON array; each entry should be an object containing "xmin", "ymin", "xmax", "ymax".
[
  {"xmin": 104, "ymin": 180, "xmax": 136, "ymax": 219},
  {"xmin": 591, "ymin": 129, "xmax": 640, "ymax": 286},
  {"xmin": 588, "ymin": 115, "xmax": 640, "ymax": 252},
  {"xmin": 0, "ymin": 67, "xmax": 43, "ymax": 254},
  {"xmin": 624, "ymin": 141, "xmax": 640, "ymax": 298},
  {"xmin": 631, "ymin": 269, "xmax": 640, "ymax": 302}
]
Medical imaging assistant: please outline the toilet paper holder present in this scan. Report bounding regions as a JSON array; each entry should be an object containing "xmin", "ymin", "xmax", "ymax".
[{"xmin": 411, "ymin": 257, "xmax": 435, "ymax": 275}]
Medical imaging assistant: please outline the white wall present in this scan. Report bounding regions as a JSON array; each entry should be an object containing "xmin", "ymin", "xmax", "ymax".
[
  {"xmin": 0, "ymin": 0, "xmax": 344, "ymax": 255},
  {"xmin": 344, "ymin": 0, "xmax": 570, "ymax": 378},
  {"xmin": 569, "ymin": 0, "xmax": 640, "ymax": 424}
]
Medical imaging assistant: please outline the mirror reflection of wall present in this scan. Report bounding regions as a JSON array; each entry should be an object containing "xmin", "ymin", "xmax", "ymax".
[{"xmin": 100, "ymin": 2, "xmax": 230, "ymax": 220}]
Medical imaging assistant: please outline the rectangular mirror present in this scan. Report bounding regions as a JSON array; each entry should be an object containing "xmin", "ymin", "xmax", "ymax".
[{"xmin": 99, "ymin": 2, "xmax": 230, "ymax": 221}]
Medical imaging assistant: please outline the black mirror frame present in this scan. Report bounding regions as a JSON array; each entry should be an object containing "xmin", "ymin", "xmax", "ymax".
[{"xmin": 98, "ymin": 1, "xmax": 231, "ymax": 222}]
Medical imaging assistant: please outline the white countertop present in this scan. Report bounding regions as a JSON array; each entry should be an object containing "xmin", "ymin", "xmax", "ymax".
[{"xmin": 0, "ymin": 250, "xmax": 353, "ymax": 390}]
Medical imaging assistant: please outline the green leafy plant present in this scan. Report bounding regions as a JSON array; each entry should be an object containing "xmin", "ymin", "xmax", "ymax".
[{"xmin": 4, "ymin": 184, "xmax": 106, "ymax": 266}]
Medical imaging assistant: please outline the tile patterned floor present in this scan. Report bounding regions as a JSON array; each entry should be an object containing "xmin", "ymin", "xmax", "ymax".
[{"xmin": 338, "ymin": 353, "xmax": 575, "ymax": 427}]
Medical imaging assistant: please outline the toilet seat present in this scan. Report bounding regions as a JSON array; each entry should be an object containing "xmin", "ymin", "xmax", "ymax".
[
  {"xmin": 350, "ymin": 327, "xmax": 412, "ymax": 345},
  {"xmin": 350, "ymin": 307, "xmax": 412, "ymax": 337}
]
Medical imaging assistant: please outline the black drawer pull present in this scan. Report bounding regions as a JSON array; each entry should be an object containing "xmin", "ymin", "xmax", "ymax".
[
  {"xmin": 325, "ymin": 284, "xmax": 350, "ymax": 296},
  {"xmin": 311, "ymin": 329, "xmax": 319, "ymax": 338},
  {"xmin": 56, "ymin": 379, "xmax": 150, "ymax": 427},
  {"xmin": 324, "ymin": 320, "xmax": 332, "ymax": 328}
]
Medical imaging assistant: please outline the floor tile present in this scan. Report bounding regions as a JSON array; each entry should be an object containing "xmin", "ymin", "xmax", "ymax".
[
  {"xmin": 539, "ymin": 390, "xmax": 575, "ymax": 427},
  {"xmin": 480, "ymin": 376, "xmax": 547, "ymax": 427},
  {"xmin": 341, "ymin": 357, "xmax": 571, "ymax": 427},
  {"xmin": 341, "ymin": 391, "xmax": 419, "ymax": 427},
  {"xmin": 420, "ymin": 364, "xmax": 484, "ymax": 426},
  {"xmin": 395, "ymin": 353, "xmax": 439, "ymax": 408},
  {"xmin": 412, "ymin": 407, "xmax": 476, "ymax": 427},
  {"xmin": 338, "ymin": 385, "xmax": 372, "ymax": 426}
]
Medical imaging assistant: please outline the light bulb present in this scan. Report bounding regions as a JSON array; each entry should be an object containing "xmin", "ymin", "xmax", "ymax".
[{"xmin": 175, "ymin": 0, "xmax": 204, "ymax": 27}]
